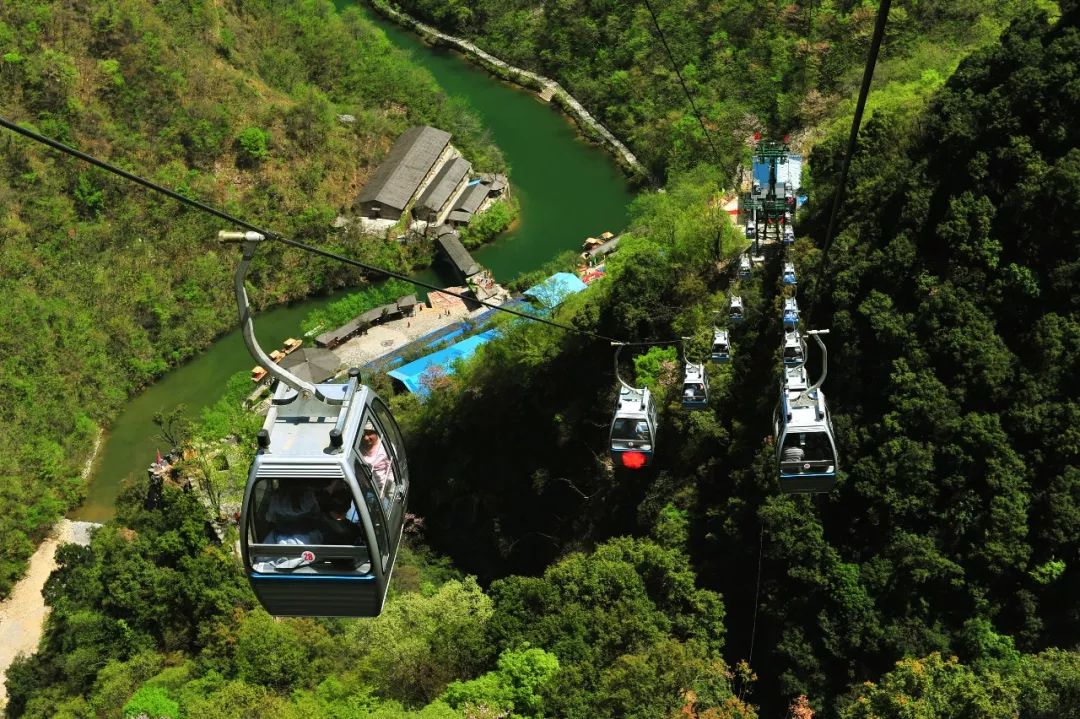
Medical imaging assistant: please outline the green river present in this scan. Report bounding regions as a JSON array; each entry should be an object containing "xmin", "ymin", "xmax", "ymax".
[{"xmin": 73, "ymin": 2, "xmax": 633, "ymax": 521}]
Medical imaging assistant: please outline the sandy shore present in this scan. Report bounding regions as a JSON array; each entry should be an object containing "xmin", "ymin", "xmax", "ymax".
[{"xmin": 0, "ymin": 519, "xmax": 98, "ymax": 709}]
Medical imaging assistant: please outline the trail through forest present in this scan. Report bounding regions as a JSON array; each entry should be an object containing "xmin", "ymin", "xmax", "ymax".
[{"xmin": 0, "ymin": 520, "xmax": 96, "ymax": 709}]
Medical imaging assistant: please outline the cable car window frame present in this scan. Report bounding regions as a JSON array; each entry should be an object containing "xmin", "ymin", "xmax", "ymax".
[
  {"xmin": 245, "ymin": 477, "xmax": 373, "ymax": 575},
  {"xmin": 611, "ymin": 417, "xmax": 652, "ymax": 445},
  {"xmin": 368, "ymin": 397, "xmax": 409, "ymax": 496}
]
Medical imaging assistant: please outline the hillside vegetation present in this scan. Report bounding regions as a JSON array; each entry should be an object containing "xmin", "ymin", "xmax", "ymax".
[
  {"xmin": 388, "ymin": 0, "xmax": 1040, "ymax": 176},
  {"xmin": 0, "ymin": 0, "xmax": 501, "ymax": 596},
  {"xmin": 6, "ymin": 1, "xmax": 1080, "ymax": 719},
  {"xmin": 12, "ymin": 11, "xmax": 1080, "ymax": 707}
]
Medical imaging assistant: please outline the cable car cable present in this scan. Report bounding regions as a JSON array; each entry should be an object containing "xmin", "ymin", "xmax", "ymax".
[
  {"xmin": 642, "ymin": 0, "xmax": 726, "ymax": 170},
  {"xmin": 805, "ymin": 0, "xmax": 891, "ymax": 323},
  {"xmin": 0, "ymin": 114, "xmax": 636, "ymax": 346},
  {"xmin": 747, "ymin": 520, "xmax": 765, "ymax": 664}
]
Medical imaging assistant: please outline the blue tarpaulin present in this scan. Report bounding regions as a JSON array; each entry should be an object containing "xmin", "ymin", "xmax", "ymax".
[
  {"xmin": 752, "ymin": 153, "xmax": 803, "ymax": 192},
  {"xmin": 522, "ymin": 272, "xmax": 587, "ymax": 311},
  {"xmin": 388, "ymin": 330, "xmax": 498, "ymax": 395}
]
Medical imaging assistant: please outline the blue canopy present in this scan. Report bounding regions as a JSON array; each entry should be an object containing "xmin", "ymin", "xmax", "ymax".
[
  {"xmin": 522, "ymin": 272, "xmax": 587, "ymax": 311},
  {"xmin": 388, "ymin": 330, "xmax": 498, "ymax": 395},
  {"xmin": 753, "ymin": 153, "xmax": 802, "ymax": 192}
]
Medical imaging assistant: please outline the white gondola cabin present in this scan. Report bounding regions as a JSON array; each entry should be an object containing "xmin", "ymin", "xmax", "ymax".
[
  {"xmin": 783, "ymin": 297, "xmax": 800, "ymax": 329},
  {"xmin": 739, "ymin": 254, "xmax": 752, "ymax": 280},
  {"xmin": 773, "ymin": 385, "xmax": 837, "ymax": 494},
  {"xmin": 783, "ymin": 225, "xmax": 795, "ymax": 245},
  {"xmin": 774, "ymin": 329, "xmax": 837, "ymax": 494},
  {"xmin": 224, "ymin": 230, "xmax": 408, "ymax": 617},
  {"xmin": 610, "ymin": 385, "xmax": 658, "ymax": 469},
  {"xmin": 241, "ymin": 378, "xmax": 409, "ymax": 617},
  {"xmin": 783, "ymin": 330, "xmax": 805, "ymax": 366},
  {"xmin": 681, "ymin": 362, "xmax": 709, "ymax": 409},
  {"xmin": 783, "ymin": 261, "xmax": 796, "ymax": 286},
  {"xmin": 730, "ymin": 295, "xmax": 744, "ymax": 322},
  {"xmin": 711, "ymin": 328, "xmax": 730, "ymax": 363}
]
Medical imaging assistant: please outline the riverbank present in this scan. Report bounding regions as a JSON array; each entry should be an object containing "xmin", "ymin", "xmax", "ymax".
[
  {"xmin": 366, "ymin": 0, "xmax": 650, "ymax": 182},
  {"xmin": 78, "ymin": 0, "xmax": 633, "ymax": 523}
]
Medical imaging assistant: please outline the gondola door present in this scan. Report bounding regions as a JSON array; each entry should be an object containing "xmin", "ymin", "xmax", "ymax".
[
  {"xmin": 353, "ymin": 400, "xmax": 408, "ymax": 574},
  {"xmin": 368, "ymin": 398, "xmax": 408, "ymax": 547}
]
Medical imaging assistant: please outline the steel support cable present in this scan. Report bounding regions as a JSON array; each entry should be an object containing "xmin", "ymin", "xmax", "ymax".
[
  {"xmin": 747, "ymin": 519, "xmax": 765, "ymax": 664},
  {"xmin": 642, "ymin": 0, "xmax": 726, "ymax": 169},
  {"xmin": 806, "ymin": 0, "xmax": 891, "ymax": 323},
  {"xmin": 0, "ymin": 114, "xmax": 644, "ymax": 346}
]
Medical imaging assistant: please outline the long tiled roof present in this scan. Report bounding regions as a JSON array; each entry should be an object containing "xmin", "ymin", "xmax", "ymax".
[
  {"xmin": 454, "ymin": 182, "xmax": 489, "ymax": 214},
  {"xmin": 416, "ymin": 157, "xmax": 471, "ymax": 214},
  {"xmin": 357, "ymin": 126, "xmax": 451, "ymax": 211}
]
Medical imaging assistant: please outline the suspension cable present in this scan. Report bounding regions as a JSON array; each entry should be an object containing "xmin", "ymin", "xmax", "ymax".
[
  {"xmin": 748, "ymin": 519, "xmax": 765, "ymax": 664},
  {"xmin": 805, "ymin": 0, "xmax": 891, "ymax": 322},
  {"xmin": 642, "ymin": 0, "xmax": 726, "ymax": 169},
  {"xmin": 0, "ymin": 114, "xmax": 637, "ymax": 345}
]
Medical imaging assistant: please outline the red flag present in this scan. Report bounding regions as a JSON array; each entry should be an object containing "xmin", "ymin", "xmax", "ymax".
[{"xmin": 156, "ymin": 448, "xmax": 163, "ymax": 464}]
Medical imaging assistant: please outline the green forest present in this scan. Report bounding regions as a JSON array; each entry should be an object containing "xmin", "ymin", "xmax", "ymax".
[
  {"xmin": 0, "ymin": 0, "xmax": 503, "ymax": 597},
  {"xmin": 387, "ymin": 0, "xmax": 1048, "ymax": 176},
  {"xmin": 4, "ymin": 0, "xmax": 1080, "ymax": 717}
]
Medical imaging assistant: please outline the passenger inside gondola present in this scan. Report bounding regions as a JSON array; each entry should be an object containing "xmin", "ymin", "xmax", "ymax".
[
  {"xmin": 611, "ymin": 417, "xmax": 651, "ymax": 443},
  {"xmin": 359, "ymin": 423, "xmax": 396, "ymax": 511},
  {"xmin": 262, "ymin": 481, "xmax": 324, "ymax": 545},
  {"xmin": 252, "ymin": 480, "xmax": 328, "ymax": 572},
  {"xmin": 321, "ymin": 479, "xmax": 363, "ymax": 544},
  {"xmin": 683, "ymin": 383, "xmax": 705, "ymax": 399},
  {"xmin": 780, "ymin": 432, "xmax": 834, "ymax": 471}
]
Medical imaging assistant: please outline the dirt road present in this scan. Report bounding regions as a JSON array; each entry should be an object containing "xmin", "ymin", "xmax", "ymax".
[{"xmin": 0, "ymin": 520, "xmax": 97, "ymax": 709}]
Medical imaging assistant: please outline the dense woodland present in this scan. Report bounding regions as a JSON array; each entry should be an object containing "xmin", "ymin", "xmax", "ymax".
[
  {"xmin": 6, "ymin": 0, "xmax": 1080, "ymax": 717},
  {"xmin": 389, "ymin": 0, "xmax": 1043, "ymax": 176},
  {"xmin": 0, "ymin": 0, "xmax": 503, "ymax": 596}
]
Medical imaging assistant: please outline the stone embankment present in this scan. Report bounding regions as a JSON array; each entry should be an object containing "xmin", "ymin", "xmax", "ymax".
[{"xmin": 368, "ymin": 1, "xmax": 650, "ymax": 181}]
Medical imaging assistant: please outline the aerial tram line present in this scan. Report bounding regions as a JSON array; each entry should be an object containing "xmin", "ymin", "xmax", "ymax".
[{"xmin": 804, "ymin": 0, "xmax": 892, "ymax": 325}]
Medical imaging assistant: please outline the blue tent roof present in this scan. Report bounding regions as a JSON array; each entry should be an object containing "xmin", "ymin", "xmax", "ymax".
[
  {"xmin": 522, "ymin": 272, "xmax": 587, "ymax": 310},
  {"xmin": 752, "ymin": 153, "xmax": 803, "ymax": 192},
  {"xmin": 388, "ymin": 330, "xmax": 498, "ymax": 395}
]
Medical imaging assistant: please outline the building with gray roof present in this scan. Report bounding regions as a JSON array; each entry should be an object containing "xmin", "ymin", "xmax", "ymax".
[
  {"xmin": 355, "ymin": 126, "xmax": 452, "ymax": 220},
  {"xmin": 447, "ymin": 182, "xmax": 489, "ymax": 226},
  {"xmin": 414, "ymin": 157, "xmax": 471, "ymax": 222}
]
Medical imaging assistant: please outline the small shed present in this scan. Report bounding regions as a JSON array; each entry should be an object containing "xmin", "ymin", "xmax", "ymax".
[
  {"xmin": 436, "ymin": 232, "xmax": 481, "ymax": 277},
  {"xmin": 454, "ymin": 182, "xmax": 489, "ymax": 214}
]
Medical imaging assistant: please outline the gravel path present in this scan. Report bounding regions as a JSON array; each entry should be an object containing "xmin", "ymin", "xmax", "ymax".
[{"xmin": 0, "ymin": 520, "xmax": 97, "ymax": 709}]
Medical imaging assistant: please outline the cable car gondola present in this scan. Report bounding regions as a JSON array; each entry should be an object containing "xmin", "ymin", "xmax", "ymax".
[
  {"xmin": 783, "ymin": 330, "xmax": 805, "ymax": 366},
  {"xmin": 711, "ymin": 328, "xmax": 730, "ymax": 363},
  {"xmin": 783, "ymin": 261, "xmax": 797, "ymax": 286},
  {"xmin": 610, "ymin": 384, "xmax": 658, "ymax": 469},
  {"xmin": 783, "ymin": 225, "xmax": 795, "ymax": 245},
  {"xmin": 774, "ymin": 330, "xmax": 837, "ymax": 494},
  {"xmin": 730, "ymin": 295, "xmax": 744, "ymax": 322},
  {"xmin": 681, "ymin": 362, "xmax": 709, "ymax": 410},
  {"xmin": 227, "ymin": 231, "xmax": 408, "ymax": 618},
  {"xmin": 783, "ymin": 297, "xmax": 800, "ymax": 329},
  {"xmin": 739, "ymin": 254, "xmax": 752, "ymax": 280}
]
